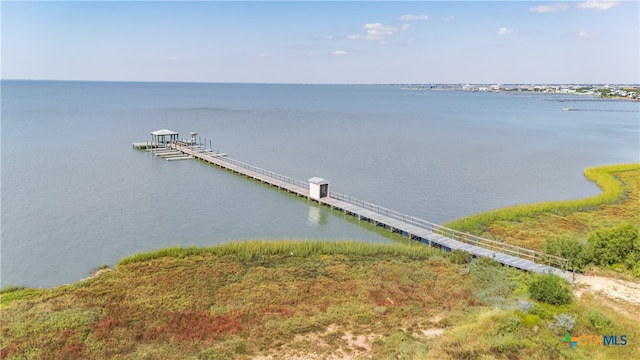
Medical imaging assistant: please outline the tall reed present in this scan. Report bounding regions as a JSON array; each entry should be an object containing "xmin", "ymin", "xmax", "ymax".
[{"xmin": 117, "ymin": 240, "xmax": 437, "ymax": 266}]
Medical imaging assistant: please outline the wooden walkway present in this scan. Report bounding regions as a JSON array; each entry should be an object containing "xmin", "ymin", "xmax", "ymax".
[{"xmin": 140, "ymin": 141, "xmax": 575, "ymax": 282}]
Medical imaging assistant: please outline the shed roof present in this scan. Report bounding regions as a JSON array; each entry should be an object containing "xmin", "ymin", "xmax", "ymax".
[
  {"xmin": 151, "ymin": 129, "xmax": 179, "ymax": 136},
  {"xmin": 308, "ymin": 177, "xmax": 329, "ymax": 185}
]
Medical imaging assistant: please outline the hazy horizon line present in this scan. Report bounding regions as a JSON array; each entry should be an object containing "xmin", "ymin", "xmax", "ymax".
[{"xmin": 3, "ymin": 78, "xmax": 638, "ymax": 86}]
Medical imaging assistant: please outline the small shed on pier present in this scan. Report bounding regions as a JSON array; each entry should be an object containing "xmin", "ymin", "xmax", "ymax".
[
  {"xmin": 309, "ymin": 177, "xmax": 329, "ymax": 200},
  {"xmin": 150, "ymin": 129, "xmax": 179, "ymax": 147}
]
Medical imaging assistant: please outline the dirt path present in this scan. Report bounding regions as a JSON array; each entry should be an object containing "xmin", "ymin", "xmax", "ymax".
[{"xmin": 575, "ymin": 276, "xmax": 640, "ymax": 306}]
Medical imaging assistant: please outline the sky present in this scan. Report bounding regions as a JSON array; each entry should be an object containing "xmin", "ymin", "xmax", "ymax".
[{"xmin": 2, "ymin": 1, "xmax": 639, "ymax": 84}]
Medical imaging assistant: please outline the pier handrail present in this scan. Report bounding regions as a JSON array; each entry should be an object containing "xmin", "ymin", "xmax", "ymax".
[
  {"xmin": 173, "ymin": 142, "xmax": 309, "ymax": 189},
  {"xmin": 216, "ymin": 156, "xmax": 309, "ymax": 189},
  {"xmin": 329, "ymin": 191, "xmax": 569, "ymax": 270}
]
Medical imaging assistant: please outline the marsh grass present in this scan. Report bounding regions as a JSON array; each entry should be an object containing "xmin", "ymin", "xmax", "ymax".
[
  {"xmin": 0, "ymin": 287, "xmax": 47, "ymax": 310},
  {"xmin": 0, "ymin": 286, "xmax": 26, "ymax": 294},
  {"xmin": 3, "ymin": 241, "xmax": 639, "ymax": 359},
  {"xmin": 443, "ymin": 164, "xmax": 640, "ymax": 269},
  {"xmin": 117, "ymin": 240, "xmax": 437, "ymax": 266},
  {"xmin": 445, "ymin": 163, "xmax": 639, "ymax": 234}
]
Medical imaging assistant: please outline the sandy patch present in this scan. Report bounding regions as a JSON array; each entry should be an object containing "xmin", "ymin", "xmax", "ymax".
[
  {"xmin": 576, "ymin": 276, "xmax": 640, "ymax": 306},
  {"xmin": 79, "ymin": 268, "xmax": 112, "ymax": 282},
  {"xmin": 421, "ymin": 328, "xmax": 445, "ymax": 338},
  {"xmin": 341, "ymin": 331, "xmax": 378, "ymax": 352},
  {"xmin": 429, "ymin": 313, "xmax": 445, "ymax": 324},
  {"xmin": 253, "ymin": 325, "xmax": 381, "ymax": 360}
]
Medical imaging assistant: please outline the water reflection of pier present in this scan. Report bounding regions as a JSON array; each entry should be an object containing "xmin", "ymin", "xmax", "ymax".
[{"xmin": 133, "ymin": 130, "xmax": 573, "ymax": 281}]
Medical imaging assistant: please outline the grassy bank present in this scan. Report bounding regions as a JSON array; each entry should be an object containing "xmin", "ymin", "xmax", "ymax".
[
  {"xmin": 2, "ymin": 241, "xmax": 639, "ymax": 359},
  {"xmin": 445, "ymin": 164, "xmax": 639, "ymax": 251},
  {"xmin": 117, "ymin": 240, "xmax": 436, "ymax": 266}
]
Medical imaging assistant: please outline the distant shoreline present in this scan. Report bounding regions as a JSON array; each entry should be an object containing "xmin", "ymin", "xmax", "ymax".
[
  {"xmin": 4, "ymin": 78, "xmax": 638, "ymax": 100},
  {"xmin": 2, "ymin": 78, "xmax": 639, "ymax": 88}
]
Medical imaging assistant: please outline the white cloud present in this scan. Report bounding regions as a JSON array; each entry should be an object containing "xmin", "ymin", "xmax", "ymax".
[
  {"xmin": 497, "ymin": 27, "xmax": 514, "ymax": 35},
  {"xmin": 576, "ymin": 30, "xmax": 598, "ymax": 39},
  {"xmin": 168, "ymin": 57, "xmax": 178, "ymax": 61},
  {"xmin": 348, "ymin": 22, "xmax": 409, "ymax": 41},
  {"xmin": 364, "ymin": 22, "xmax": 400, "ymax": 36},
  {"xmin": 442, "ymin": 16, "xmax": 456, "ymax": 22},
  {"xmin": 529, "ymin": 4, "xmax": 570, "ymax": 13},
  {"xmin": 333, "ymin": 50, "xmax": 348, "ymax": 55},
  {"xmin": 577, "ymin": 1, "xmax": 620, "ymax": 10},
  {"xmin": 399, "ymin": 14, "xmax": 428, "ymax": 21},
  {"xmin": 347, "ymin": 34, "xmax": 376, "ymax": 40}
]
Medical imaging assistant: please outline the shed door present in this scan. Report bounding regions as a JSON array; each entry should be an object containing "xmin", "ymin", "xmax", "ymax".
[{"xmin": 320, "ymin": 184, "xmax": 328, "ymax": 198}]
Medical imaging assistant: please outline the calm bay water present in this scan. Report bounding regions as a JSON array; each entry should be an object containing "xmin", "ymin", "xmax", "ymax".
[{"xmin": 1, "ymin": 81, "xmax": 638, "ymax": 287}]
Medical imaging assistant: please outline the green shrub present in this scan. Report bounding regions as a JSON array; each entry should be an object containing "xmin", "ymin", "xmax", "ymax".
[
  {"xmin": 527, "ymin": 274, "xmax": 572, "ymax": 305},
  {"xmin": 496, "ymin": 316, "xmax": 521, "ymax": 335},
  {"xmin": 449, "ymin": 250, "xmax": 472, "ymax": 264},
  {"xmin": 588, "ymin": 310, "xmax": 614, "ymax": 333},
  {"xmin": 633, "ymin": 263, "xmax": 640, "ymax": 278},
  {"xmin": 544, "ymin": 237, "xmax": 586, "ymax": 272},
  {"xmin": 529, "ymin": 304, "xmax": 551, "ymax": 319},
  {"xmin": 583, "ymin": 223, "xmax": 639, "ymax": 270},
  {"xmin": 476, "ymin": 256, "xmax": 501, "ymax": 267},
  {"xmin": 543, "ymin": 223, "xmax": 640, "ymax": 275},
  {"xmin": 519, "ymin": 313, "xmax": 540, "ymax": 327},
  {"xmin": 608, "ymin": 264, "xmax": 627, "ymax": 273}
]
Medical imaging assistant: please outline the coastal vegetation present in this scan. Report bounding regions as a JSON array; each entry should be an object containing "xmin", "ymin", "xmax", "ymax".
[
  {"xmin": 445, "ymin": 163, "xmax": 640, "ymax": 276},
  {"xmin": 527, "ymin": 273, "xmax": 573, "ymax": 306},
  {"xmin": 2, "ymin": 241, "xmax": 639, "ymax": 359},
  {"xmin": 445, "ymin": 163, "xmax": 637, "ymax": 233},
  {"xmin": 2, "ymin": 164, "xmax": 639, "ymax": 358}
]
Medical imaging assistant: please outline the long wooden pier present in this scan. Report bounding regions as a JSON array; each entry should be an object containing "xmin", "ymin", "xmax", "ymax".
[{"xmin": 135, "ymin": 139, "xmax": 574, "ymax": 281}]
